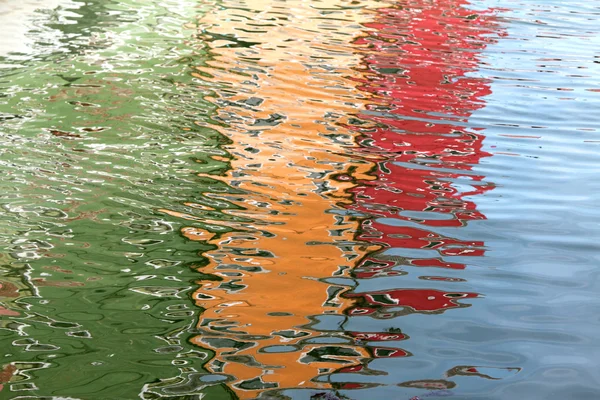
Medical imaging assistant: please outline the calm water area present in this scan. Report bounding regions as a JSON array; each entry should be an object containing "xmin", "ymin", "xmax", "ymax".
[{"xmin": 0, "ymin": 0, "xmax": 599, "ymax": 399}]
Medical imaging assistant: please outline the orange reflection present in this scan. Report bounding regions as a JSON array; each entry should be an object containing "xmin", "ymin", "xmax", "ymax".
[{"xmin": 168, "ymin": 0, "xmax": 389, "ymax": 397}]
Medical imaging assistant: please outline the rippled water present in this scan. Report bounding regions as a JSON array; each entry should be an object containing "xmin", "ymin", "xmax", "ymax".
[{"xmin": 1, "ymin": 0, "xmax": 599, "ymax": 399}]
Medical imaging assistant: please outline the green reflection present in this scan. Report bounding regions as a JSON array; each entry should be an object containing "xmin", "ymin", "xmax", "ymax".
[{"xmin": 0, "ymin": 0, "xmax": 236, "ymax": 398}]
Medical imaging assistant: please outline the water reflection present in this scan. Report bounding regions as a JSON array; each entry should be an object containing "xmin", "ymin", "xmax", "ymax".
[
  {"xmin": 2, "ymin": 0, "xmax": 600, "ymax": 398},
  {"xmin": 0, "ymin": 0, "xmax": 235, "ymax": 397},
  {"xmin": 184, "ymin": 0, "xmax": 509, "ymax": 398},
  {"xmin": 334, "ymin": 0, "xmax": 508, "ymax": 397},
  {"xmin": 179, "ymin": 0, "xmax": 382, "ymax": 397}
]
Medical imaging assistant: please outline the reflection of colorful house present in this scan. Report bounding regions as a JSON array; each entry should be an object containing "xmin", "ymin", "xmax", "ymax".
[
  {"xmin": 358, "ymin": 220, "xmax": 486, "ymax": 256},
  {"xmin": 352, "ymin": 257, "xmax": 406, "ymax": 279},
  {"xmin": 345, "ymin": 288, "xmax": 479, "ymax": 316},
  {"xmin": 178, "ymin": 0, "xmax": 386, "ymax": 397},
  {"xmin": 173, "ymin": 0, "xmax": 501, "ymax": 397},
  {"xmin": 334, "ymin": 0, "xmax": 502, "ymax": 387},
  {"xmin": 345, "ymin": 1, "xmax": 501, "ymax": 273}
]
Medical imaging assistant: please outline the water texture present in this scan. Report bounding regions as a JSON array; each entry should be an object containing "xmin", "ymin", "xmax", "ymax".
[{"xmin": 0, "ymin": 0, "xmax": 599, "ymax": 399}]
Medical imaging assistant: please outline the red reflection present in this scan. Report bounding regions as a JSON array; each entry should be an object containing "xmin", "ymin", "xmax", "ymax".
[
  {"xmin": 342, "ymin": 0, "xmax": 502, "ymax": 274},
  {"xmin": 358, "ymin": 219, "xmax": 485, "ymax": 253},
  {"xmin": 346, "ymin": 2, "xmax": 501, "ymax": 267},
  {"xmin": 350, "ymin": 331, "xmax": 408, "ymax": 341},
  {"xmin": 346, "ymin": 288, "xmax": 479, "ymax": 314},
  {"xmin": 371, "ymin": 346, "xmax": 411, "ymax": 358},
  {"xmin": 337, "ymin": 0, "xmax": 503, "ymax": 383}
]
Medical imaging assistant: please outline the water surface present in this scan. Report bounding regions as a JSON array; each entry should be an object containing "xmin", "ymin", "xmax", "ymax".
[{"xmin": 1, "ymin": 0, "xmax": 599, "ymax": 399}]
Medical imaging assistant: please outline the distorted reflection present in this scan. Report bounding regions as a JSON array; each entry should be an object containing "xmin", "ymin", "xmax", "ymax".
[
  {"xmin": 178, "ymin": 0, "xmax": 510, "ymax": 398},
  {"xmin": 3, "ymin": 0, "xmax": 596, "ymax": 398},
  {"xmin": 172, "ymin": 0, "xmax": 382, "ymax": 397},
  {"xmin": 332, "ymin": 0, "xmax": 512, "ymax": 397},
  {"xmin": 1, "ymin": 1, "xmax": 237, "ymax": 398}
]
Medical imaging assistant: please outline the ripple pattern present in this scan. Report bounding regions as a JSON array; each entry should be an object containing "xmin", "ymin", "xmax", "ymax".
[{"xmin": 0, "ymin": 0, "xmax": 599, "ymax": 399}]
